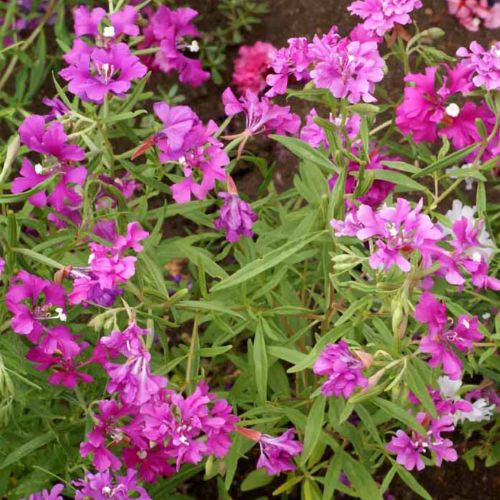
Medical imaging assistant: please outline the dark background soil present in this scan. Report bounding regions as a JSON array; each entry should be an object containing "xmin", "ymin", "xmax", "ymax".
[{"xmin": 177, "ymin": 1, "xmax": 500, "ymax": 498}]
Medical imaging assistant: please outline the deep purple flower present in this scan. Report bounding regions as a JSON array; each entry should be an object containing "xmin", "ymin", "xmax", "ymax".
[
  {"xmin": 348, "ymin": 0, "xmax": 423, "ymax": 36},
  {"xmin": 457, "ymin": 41, "xmax": 500, "ymax": 91},
  {"xmin": 214, "ymin": 192, "xmax": 258, "ymax": 243},
  {"xmin": 73, "ymin": 469, "xmax": 151, "ymax": 500},
  {"xmin": 257, "ymin": 429, "xmax": 303, "ymax": 475},
  {"xmin": 60, "ymin": 42, "xmax": 147, "ymax": 103},
  {"xmin": 313, "ymin": 340, "xmax": 368, "ymax": 398}
]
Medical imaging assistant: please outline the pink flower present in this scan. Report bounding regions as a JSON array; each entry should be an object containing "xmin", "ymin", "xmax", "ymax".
[
  {"xmin": 6, "ymin": 271, "xmax": 66, "ymax": 343},
  {"xmin": 152, "ymin": 103, "xmax": 228, "ymax": 204},
  {"xmin": 348, "ymin": 0, "xmax": 423, "ymax": 36},
  {"xmin": 60, "ymin": 42, "xmax": 147, "ymax": 103},
  {"xmin": 313, "ymin": 340, "xmax": 368, "ymax": 398},
  {"xmin": 73, "ymin": 469, "xmax": 151, "ymax": 500},
  {"xmin": 19, "ymin": 115, "xmax": 84, "ymax": 161},
  {"xmin": 232, "ymin": 41, "xmax": 276, "ymax": 93},
  {"xmin": 415, "ymin": 293, "xmax": 483, "ymax": 380},
  {"xmin": 309, "ymin": 34, "xmax": 384, "ymax": 103},
  {"xmin": 222, "ymin": 88, "xmax": 300, "ymax": 136},
  {"xmin": 386, "ymin": 412, "xmax": 457, "ymax": 471},
  {"xmin": 99, "ymin": 324, "xmax": 167, "ymax": 405},
  {"xmin": 11, "ymin": 159, "xmax": 50, "ymax": 207},
  {"xmin": 447, "ymin": 0, "xmax": 500, "ymax": 31},
  {"xmin": 22, "ymin": 483, "xmax": 64, "ymax": 500},
  {"xmin": 73, "ymin": 5, "xmax": 139, "ymax": 39},
  {"xmin": 331, "ymin": 199, "xmax": 443, "ymax": 273},
  {"xmin": 0, "ymin": 257, "xmax": 4, "ymax": 275},
  {"xmin": 69, "ymin": 222, "xmax": 148, "ymax": 306},
  {"xmin": 140, "ymin": 6, "xmax": 209, "ymax": 86},
  {"xmin": 257, "ymin": 429, "xmax": 303, "ymax": 475},
  {"xmin": 265, "ymin": 37, "xmax": 311, "ymax": 97},
  {"xmin": 457, "ymin": 41, "xmax": 500, "ymax": 91},
  {"xmin": 214, "ymin": 192, "xmax": 258, "ymax": 242}
]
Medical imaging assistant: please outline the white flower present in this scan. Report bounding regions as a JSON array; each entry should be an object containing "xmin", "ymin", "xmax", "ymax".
[
  {"xmin": 457, "ymin": 398, "xmax": 495, "ymax": 423},
  {"xmin": 444, "ymin": 200, "xmax": 495, "ymax": 261},
  {"xmin": 438, "ymin": 375, "xmax": 462, "ymax": 399}
]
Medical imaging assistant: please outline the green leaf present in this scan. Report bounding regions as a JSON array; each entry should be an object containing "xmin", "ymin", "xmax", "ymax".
[
  {"xmin": 0, "ymin": 433, "xmax": 55, "ymax": 469},
  {"xmin": 270, "ymin": 135, "xmax": 336, "ymax": 173},
  {"xmin": 253, "ymin": 325, "xmax": 268, "ymax": 402},
  {"xmin": 241, "ymin": 469, "xmax": 273, "ymax": 491},
  {"xmin": 343, "ymin": 455, "xmax": 382, "ymax": 500},
  {"xmin": 372, "ymin": 397, "xmax": 426, "ymax": 434},
  {"xmin": 0, "ymin": 176, "xmax": 54, "ymax": 204},
  {"xmin": 406, "ymin": 360, "xmax": 437, "ymax": 418},
  {"xmin": 412, "ymin": 144, "xmax": 478, "ymax": 178},
  {"xmin": 210, "ymin": 231, "xmax": 326, "ymax": 292},
  {"xmin": 322, "ymin": 451, "xmax": 344, "ymax": 500},
  {"xmin": 301, "ymin": 396, "xmax": 326, "ymax": 465},
  {"xmin": 396, "ymin": 465, "xmax": 432, "ymax": 500},
  {"xmin": 353, "ymin": 169, "xmax": 430, "ymax": 194}
]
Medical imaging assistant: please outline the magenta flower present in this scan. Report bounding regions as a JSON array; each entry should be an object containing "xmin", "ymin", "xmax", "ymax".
[
  {"xmin": 11, "ymin": 159, "xmax": 50, "ymax": 207},
  {"xmin": 309, "ymin": 35, "xmax": 384, "ymax": 103},
  {"xmin": 69, "ymin": 222, "xmax": 148, "ymax": 306},
  {"xmin": 395, "ymin": 63, "xmax": 497, "ymax": 155},
  {"xmin": 42, "ymin": 96, "xmax": 69, "ymax": 120},
  {"xmin": 73, "ymin": 5, "xmax": 139, "ymax": 39},
  {"xmin": 99, "ymin": 324, "xmax": 167, "ymax": 405},
  {"xmin": 73, "ymin": 469, "xmax": 151, "ymax": 500},
  {"xmin": 153, "ymin": 102, "xmax": 199, "ymax": 155},
  {"xmin": 140, "ymin": 6, "xmax": 209, "ymax": 86},
  {"xmin": 214, "ymin": 192, "xmax": 258, "ymax": 243},
  {"xmin": 331, "ymin": 199, "xmax": 443, "ymax": 273},
  {"xmin": 313, "ymin": 340, "xmax": 368, "ymax": 398},
  {"xmin": 0, "ymin": 257, "xmax": 4, "ymax": 275},
  {"xmin": 348, "ymin": 0, "xmax": 423, "ymax": 36},
  {"xmin": 60, "ymin": 42, "xmax": 147, "ymax": 103},
  {"xmin": 257, "ymin": 429, "xmax": 303, "ymax": 475},
  {"xmin": 415, "ymin": 293, "xmax": 483, "ymax": 380},
  {"xmin": 19, "ymin": 115, "xmax": 84, "ymax": 162},
  {"xmin": 222, "ymin": 88, "xmax": 300, "ymax": 137},
  {"xmin": 265, "ymin": 37, "xmax": 311, "ymax": 97},
  {"xmin": 232, "ymin": 41, "xmax": 275, "ymax": 93},
  {"xmin": 22, "ymin": 483, "xmax": 64, "ymax": 500},
  {"xmin": 457, "ymin": 41, "xmax": 500, "ymax": 91},
  {"xmin": 386, "ymin": 412, "xmax": 458, "ymax": 471},
  {"xmin": 6, "ymin": 271, "xmax": 66, "ymax": 343},
  {"xmin": 151, "ymin": 103, "xmax": 229, "ymax": 204}
]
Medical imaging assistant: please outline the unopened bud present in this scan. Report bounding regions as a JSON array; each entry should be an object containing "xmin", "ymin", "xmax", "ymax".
[{"xmin": 353, "ymin": 350, "xmax": 373, "ymax": 369}]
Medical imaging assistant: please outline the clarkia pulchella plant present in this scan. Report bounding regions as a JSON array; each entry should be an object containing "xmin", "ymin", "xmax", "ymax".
[{"xmin": 0, "ymin": 0, "xmax": 498, "ymax": 498}]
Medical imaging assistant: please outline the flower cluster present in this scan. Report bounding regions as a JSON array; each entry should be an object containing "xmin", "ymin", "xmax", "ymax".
[
  {"xmin": 78, "ymin": 323, "xmax": 238, "ymax": 482},
  {"xmin": 313, "ymin": 341, "xmax": 369, "ymax": 398},
  {"xmin": 232, "ymin": 41, "xmax": 276, "ymax": 93},
  {"xmin": 447, "ymin": 0, "xmax": 500, "ymax": 31},
  {"xmin": 415, "ymin": 292, "xmax": 483, "ymax": 380},
  {"xmin": 457, "ymin": 41, "xmax": 500, "ymax": 91},
  {"xmin": 265, "ymin": 24, "xmax": 385, "ymax": 103},
  {"xmin": 396, "ymin": 63, "xmax": 498, "ymax": 161},
  {"xmin": 6, "ymin": 271, "xmax": 92, "ymax": 388},
  {"xmin": 60, "ymin": 5, "xmax": 147, "ymax": 102},
  {"xmin": 348, "ymin": 0, "xmax": 423, "ymax": 36},
  {"xmin": 386, "ymin": 412, "xmax": 458, "ymax": 471},
  {"xmin": 139, "ymin": 5, "xmax": 209, "ymax": 86},
  {"xmin": 69, "ymin": 222, "xmax": 148, "ymax": 307},
  {"xmin": 11, "ymin": 115, "xmax": 86, "ymax": 227}
]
